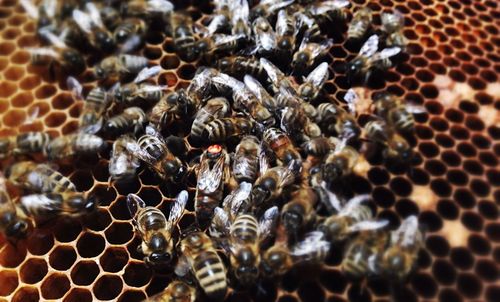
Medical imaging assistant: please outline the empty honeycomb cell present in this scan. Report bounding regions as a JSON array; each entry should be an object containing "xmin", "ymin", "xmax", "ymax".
[
  {"xmin": 177, "ymin": 64, "xmax": 196, "ymax": 80},
  {"xmin": 2, "ymin": 27, "xmax": 19, "ymax": 40},
  {"xmin": 367, "ymin": 167, "xmax": 390, "ymax": 185},
  {"xmin": 0, "ymin": 41, "xmax": 15, "ymax": 55},
  {"xmin": 70, "ymin": 170, "xmax": 94, "ymax": 191},
  {"xmin": 123, "ymin": 262, "xmax": 152, "ymax": 287},
  {"xmin": 461, "ymin": 211, "xmax": 483, "ymax": 231},
  {"xmin": 40, "ymin": 273, "xmax": 70, "ymax": 300},
  {"xmin": 0, "ymin": 57, "xmax": 7, "ymax": 71},
  {"xmin": 93, "ymin": 275, "xmax": 123, "ymax": 300},
  {"xmin": 11, "ymin": 287, "xmax": 39, "ymax": 302},
  {"xmin": 100, "ymin": 247, "xmax": 129, "ymax": 273},
  {"xmin": 51, "ymin": 93, "xmax": 74, "ymax": 109},
  {"xmin": 26, "ymin": 229, "xmax": 54, "ymax": 256},
  {"xmin": 0, "ymin": 270, "xmax": 18, "ymax": 296},
  {"xmin": 450, "ymin": 125, "xmax": 470, "ymax": 140},
  {"xmin": 4, "ymin": 65, "xmax": 24, "ymax": 81},
  {"xmin": 446, "ymin": 169, "xmax": 467, "ymax": 185},
  {"xmin": 479, "ymin": 69, "xmax": 497, "ymax": 82},
  {"xmin": 298, "ymin": 281, "xmax": 325, "ymax": 302},
  {"xmin": 465, "ymin": 115, "xmax": 485, "ymax": 131},
  {"xmin": 419, "ymin": 142, "xmax": 440, "ymax": 158},
  {"xmin": 61, "ymin": 120, "xmax": 79, "ymax": 135},
  {"xmin": 0, "ymin": 99, "xmax": 9, "ymax": 113},
  {"xmin": 82, "ymin": 209, "xmax": 112, "ymax": 232},
  {"xmin": 389, "ymin": 177, "xmax": 412, "ymax": 196},
  {"xmin": 105, "ymin": 222, "xmax": 134, "ymax": 245},
  {"xmin": 411, "ymin": 273, "xmax": 438, "ymax": 298},
  {"xmin": 76, "ymin": 232, "xmax": 105, "ymax": 258},
  {"xmin": 70, "ymin": 261, "xmax": 100, "ymax": 286},
  {"xmin": 0, "ymin": 244, "xmax": 27, "ymax": 268},
  {"xmin": 320, "ymin": 270, "xmax": 348, "ymax": 294},
  {"xmin": 20, "ymin": 258, "xmax": 47, "ymax": 285},
  {"xmin": 435, "ymin": 133, "xmax": 455, "ymax": 148},
  {"xmin": 0, "ymin": 81, "xmax": 17, "ymax": 98},
  {"xmin": 52, "ymin": 220, "xmax": 81, "ymax": 244},
  {"xmin": 457, "ymin": 273, "xmax": 482, "ymax": 298},
  {"xmin": 63, "ymin": 288, "xmax": 93, "ymax": 302},
  {"xmin": 485, "ymin": 223, "xmax": 500, "ymax": 242},
  {"xmin": 7, "ymin": 14, "xmax": 26, "ymax": 26},
  {"xmin": 19, "ymin": 74, "xmax": 41, "ymax": 90},
  {"xmin": 429, "ymin": 117, "xmax": 449, "ymax": 131},
  {"xmin": 144, "ymin": 46, "xmax": 162, "ymax": 60},
  {"xmin": 478, "ymin": 200, "xmax": 498, "ymax": 221},
  {"xmin": 401, "ymin": 77, "xmax": 419, "ymax": 90},
  {"xmin": 457, "ymin": 142, "xmax": 477, "ymax": 157},
  {"xmin": 432, "ymin": 259, "xmax": 457, "ymax": 285},
  {"xmin": 118, "ymin": 290, "xmax": 147, "ymax": 302},
  {"xmin": 470, "ymin": 179, "xmax": 490, "ymax": 197},
  {"xmin": 11, "ymin": 91, "xmax": 32, "ymax": 108},
  {"xmin": 372, "ymin": 186, "xmax": 396, "ymax": 208},
  {"xmin": 34, "ymin": 84, "xmax": 57, "ymax": 99},
  {"xmin": 160, "ymin": 54, "xmax": 181, "ymax": 70},
  {"xmin": 49, "ymin": 245, "xmax": 77, "ymax": 271},
  {"xmin": 468, "ymin": 234, "xmax": 491, "ymax": 256}
]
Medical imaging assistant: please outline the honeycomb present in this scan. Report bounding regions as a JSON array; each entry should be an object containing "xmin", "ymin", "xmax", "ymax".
[{"xmin": 0, "ymin": 0, "xmax": 499, "ymax": 301}]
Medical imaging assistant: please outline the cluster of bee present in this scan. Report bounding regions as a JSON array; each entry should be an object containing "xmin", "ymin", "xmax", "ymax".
[{"xmin": 2, "ymin": 1, "xmax": 428, "ymax": 301}]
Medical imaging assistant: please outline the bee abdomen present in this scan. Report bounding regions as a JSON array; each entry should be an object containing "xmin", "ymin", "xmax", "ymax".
[
  {"xmin": 86, "ymin": 87, "xmax": 107, "ymax": 106},
  {"xmin": 73, "ymin": 134, "xmax": 105, "ymax": 153},
  {"xmin": 231, "ymin": 215, "xmax": 259, "ymax": 243},
  {"xmin": 194, "ymin": 251, "xmax": 227, "ymax": 299},
  {"xmin": 16, "ymin": 132, "xmax": 51, "ymax": 154}
]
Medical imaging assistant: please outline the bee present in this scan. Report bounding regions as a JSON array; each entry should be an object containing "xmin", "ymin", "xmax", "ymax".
[
  {"xmin": 275, "ymin": 9, "xmax": 297, "ymax": 57},
  {"xmin": 72, "ymin": 3, "xmax": 115, "ymax": 52},
  {"xmin": 232, "ymin": 136, "xmax": 261, "ymax": 184},
  {"xmin": 0, "ymin": 172, "xmax": 29, "ymax": 240},
  {"xmin": 347, "ymin": 7, "xmax": 372, "ymax": 40},
  {"xmin": 94, "ymin": 54, "xmax": 149, "ymax": 79},
  {"xmin": 7, "ymin": 161, "xmax": 76, "ymax": 194},
  {"xmin": 45, "ymin": 133, "xmax": 106, "ymax": 160},
  {"xmin": 113, "ymin": 18, "xmax": 147, "ymax": 44},
  {"xmin": 372, "ymin": 92, "xmax": 424, "ymax": 133},
  {"xmin": 120, "ymin": 0, "xmax": 174, "ymax": 19},
  {"xmin": 318, "ymin": 193, "xmax": 388, "ymax": 242},
  {"xmin": 292, "ymin": 36, "xmax": 333, "ymax": 73},
  {"xmin": 302, "ymin": 136, "xmax": 336, "ymax": 159},
  {"xmin": 195, "ymin": 34, "xmax": 245, "ymax": 60},
  {"xmin": 150, "ymin": 89, "xmax": 193, "ymax": 131},
  {"xmin": 381, "ymin": 10, "xmax": 407, "ymax": 50},
  {"xmin": 216, "ymin": 56, "xmax": 266, "ymax": 80},
  {"xmin": 231, "ymin": 0, "xmax": 252, "ymax": 38},
  {"xmin": 20, "ymin": 0, "xmax": 60, "ymax": 32},
  {"xmin": 250, "ymin": 0, "xmax": 295, "ymax": 20},
  {"xmin": 203, "ymin": 0, "xmax": 231, "ymax": 36},
  {"xmin": 281, "ymin": 186, "xmax": 319, "ymax": 236},
  {"xmin": 27, "ymin": 28, "xmax": 85, "ymax": 75},
  {"xmin": 0, "ymin": 132, "xmax": 52, "ymax": 158},
  {"xmin": 195, "ymin": 145, "xmax": 230, "ymax": 228},
  {"xmin": 186, "ymin": 68, "xmax": 218, "ymax": 105},
  {"xmin": 244, "ymin": 75, "xmax": 277, "ymax": 111},
  {"xmin": 67, "ymin": 77, "xmax": 110, "ymax": 134},
  {"xmin": 364, "ymin": 120, "xmax": 413, "ymax": 161},
  {"xmin": 263, "ymin": 128, "xmax": 301, "ymax": 165},
  {"xmin": 20, "ymin": 192, "xmax": 97, "ymax": 221},
  {"xmin": 251, "ymin": 162, "xmax": 297, "ymax": 210},
  {"xmin": 321, "ymin": 142, "xmax": 361, "ymax": 186},
  {"xmin": 168, "ymin": 12, "xmax": 197, "ymax": 61},
  {"xmin": 103, "ymin": 107, "xmax": 147, "ymax": 136},
  {"xmin": 341, "ymin": 229, "xmax": 388, "ymax": 279},
  {"xmin": 316, "ymin": 102, "xmax": 360, "ymax": 140},
  {"xmin": 260, "ymin": 58, "xmax": 296, "ymax": 93},
  {"xmin": 127, "ymin": 190, "xmax": 188, "ymax": 266},
  {"xmin": 100, "ymin": 5, "xmax": 122, "ymax": 31},
  {"xmin": 380, "ymin": 215, "xmax": 424, "ymax": 280},
  {"xmin": 347, "ymin": 34, "xmax": 401, "ymax": 84},
  {"xmin": 298, "ymin": 62, "xmax": 329, "ymax": 102},
  {"xmin": 305, "ymin": 0, "xmax": 351, "ymax": 25},
  {"xmin": 203, "ymin": 117, "xmax": 254, "ymax": 143},
  {"xmin": 144, "ymin": 280, "xmax": 196, "ymax": 302},
  {"xmin": 109, "ymin": 135, "xmax": 141, "ymax": 183},
  {"xmin": 251, "ymin": 17, "xmax": 277, "ymax": 56},
  {"xmin": 260, "ymin": 245, "xmax": 293, "ymax": 277},
  {"xmin": 176, "ymin": 231, "xmax": 228, "ymax": 301},
  {"xmin": 190, "ymin": 97, "xmax": 230, "ymax": 140},
  {"xmin": 128, "ymin": 126, "xmax": 187, "ymax": 182}
]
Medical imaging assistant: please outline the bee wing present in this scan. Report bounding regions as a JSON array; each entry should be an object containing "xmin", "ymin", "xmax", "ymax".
[
  {"xmin": 80, "ymin": 119, "xmax": 103, "ymax": 134},
  {"xmin": 42, "ymin": 0, "xmax": 57, "ymax": 18},
  {"xmin": 320, "ymin": 181, "xmax": 343, "ymax": 212},
  {"xmin": 275, "ymin": 9, "xmax": 288, "ymax": 37},
  {"xmin": 207, "ymin": 15, "xmax": 227, "ymax": 35},
  {"xmin": 85, "ymin": 3, "xmax": 104, "ymax": 28},
  {"xmin": 260, "ymin": 58, "xmax": 283, "ymax": 86},
  {"xmin": 359, "ymin": 34, "xmax": 379, "ymax": 57},
  {"xmin": 72, "ymin": 9, "xmax": 92, "ymax": 33},
  {"xmin": 312, "ymin": 39, "xmax": 334, "ymax": 57},
  {"xmin": 20, "ymin": 0, "xmax": 39, "ymax": 19},
  {"xmin": 268, "ymin": 0, "xmax": 295, "ymax": 13},
  {"xmin": 391, "ymin": 215, "xmax": 419, "ymax": 247},
  {"xmin": 230, "ymin": 0, "xmax": 249, "ymax": 25},
  {"xmin": 119, "ymin": 35, "xmax": 143, "ymax": 54},
  {"xmin": 295, "ymin": 11, "xmax": 315, "ymax": 27},
  {"xmin": 343, "ymin": 88, "xmax": 359, "ymax": 115},
  {"xmin": 382, "ymin": 10, "xmax": 405, "ymax": 30},
  {"xmin": 66, "ymin": 76, "xmax": 84, "ymax": 101},
  {"xmin": 306, "ymin": 62, "xmax": 329, "ymax": 88},
  {"xmin": 405, "ymin": 104, "xmax": 426, "ymax": 114},
  {"xmin": 258, "ymin": 145, "xmax": 270, "ymax": 175},
  {"xmin": 38, "ymin": 28, "xmax": 67, "ymax": 49},
  {"xmin": 254, "ymin": 20, "xmax": 276, "ymax": 51},
  {"xmin": 197, "ymin": 154, "xmax": 226, "ymax": 192},
  {"xmin": 209, "ymin": 207, "xmax": 231, "ymax": 238},
  {"xmin": 314, "ymin": 0, "xmax": 350, "ymax": 13},
  {"xmin": 259, "ymin": 206, "xmax": 279, "ymax": 240},
  {"xmin": 131, "ymin": 84, "xmax": 168, "ymax": 97},
  {"xmin": 290, "ymin": 231, "xmax": 330, "ymax": 258},
  {"xmin": 339, "ymin": 194, "xmax": 370, "ymax": 216},
  {"xmin": 168, "ymin": 190, "xmax": 188, "ymax": 224},
  {"xmin": 347, "ymin": 219, "xmax": 389, "ymax": 233},
  {"xmin": 147, "ymin": 0, "xmax": 174, "ymax": 13},
  {"xmin": 134, "ymin": 66, "xmax": 162, "ymax": 83},
  {"xmin": 244, "ymin": 75, "xmax": 264, "ymax": 99},
  {"xmin": 126, "ymin": 141, "xmax": 157, "ymax": 164},
  {"xmin": 174, "ymin": 255, "xmax": 191, "ymax": 277},
  {"xmin": 213, "ymin": 34, "xmax": 245, "ymax": 46},
  {"xmin": 126, "ymin": 193, "xmax": 146, "ymax": 222},
  {"xmin": 372, "ymin": 47, "xmax": 401, "ymax": 62}
]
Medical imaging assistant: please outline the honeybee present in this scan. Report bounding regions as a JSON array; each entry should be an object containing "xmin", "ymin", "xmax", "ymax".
[
  {"xmin": 168, "ymin": 12, "xmax": 197, "ymax": 61},
  {"xmin": 318, "ymin": 193, "xmax": 388, "ymax": 242},
  {"xmin": 275, "ymin": 9, "xmax": 297, "ymax": 57},
  {"xmin": 0, "ymin": 132, "xmax": 52, "ymax": 158},
  {"xmin": 302, "ymin": 136, "xmax": 336, "ymax": 159},
  {"xmin": 113, "ymin": 18, "xmax": 147, "ymax": 44},
  {"xmin": 341, "ymin": 229, "xmax": 388, "ymax": 279},
  {"xmin": 251, "ymin": 162, "xmax": 298, "ymax": 210},
  {"xmin": 27, "ymin": 28, "xmax": 85, "ymax": 75},
  {"xmin": 144, "ymin": 280, "xmax": 196, "ymax": 302},
  {"xmin": 263, "ymin": 128, "xmax": 301, "ymax": 165},
  {"xmin": 231, "ymin": 0, "xmax": 252, "ymax": 38},
  {"xmin": 298, "ymin": 62, "xmax": 329, "ymax": 102},
  {"xmin": 281, "ymin": 186, "xmax": 319, "ymax": 236},
  {"xmin": 150, "ymin": 89, "xmax": 193, "ymax": 131},
  {"xmin": 103, "ymin": 107, "xmax": 147, "ymax": 137},
  {"xmin": 216, "ymin": 56, "xmax": 266, "ymax": 80},
  {"xmin": 203, "ymin": 0, "xmax": 231, "ymax": 36},
  {"xmin": 250, "ymin": 0, "xmax": 295, "ymax": 20},
  {"xmin": 260, "ymin": 245, "xmax": 293, "ymax": 277},
  {"xmin": 380, "ymin": 215, "xmax": 424, "ymax": 280},
  {"xmin": 347, "ymin": 34, "xmax": 401, "ymax": 84},
  {"xmin": 316, "ymin": 102, "xmax": 360, "ymax": 140},
  {"xmin": 45, "ymin": 133, "xmax": 106, "ymax": 160},
  {"xmin": 190, "ymin": 97, "xmax": 230, "ymax": 140},
  {"xmin": 381, "ymin": 10, "xmax": 407, "ymax": 50},
  {"xmin": 100, "ymin": 5, "xmax": 122, "ymax": 31},
  {"xmin": 251, "ymin": 17, "xmax": 276, "ymax": 56},
  {"xmin": 0, "ymin": 172, "xmax": 29, "ymax": 240},
  {"xmin": 304, "ymin": 0, "xmax": 350, "ymax": 25},
  {"xmin": 195, "ymin": 145, "xmax": 230, "ymax": 228},
  {"xmin": 364, "ymin": 120, "xmax": 413, "ymax": 161},
  {"xmin": 320, "ymin": 142, "xmax": 361, "ymax": 186},
  {"xmin": 347, "ymin": 7, "xmax": 372, "ymax": 40},
  {"xmin": 67, "ymin": 77, "xmax": 110, "ymax": 134},
  {"xmin": 120, "ymin": 0, "xmax": 174, "ymax": 19},
  {"xmin": 176, "ymin": 231, "xmax": 228, "ymax": 301},
  {"xmin": 72, "ymin": 3, "xmax": 115, "ymax": 52},
  {"xmin": 292, "ymin": 37, "xmax": 333, "ymax": 73},
  {"xmin": 127, "ymin": 190, "xmax": 188, "ymax": 266},
  {"xmin": 203, "ymin": 117, "xmax": 254, "ymax": 143},
  {"xmin": 109, "ymin": 135, "xmax": 141, "ymax": 183},
  {"xmin": 372, "ymin": 92, "xmax": 424, "ymax": 133},
  {"xmin": 195, "ymin": 34, "xmax": 245, "ymax": 60},
  {"xmin": 243, "ymin": 75, "xmax": 277, "ymax": 111},
  {"xmin": 7, "ymin": 161, "xmax": 76, "ymax": 194},
  {"xmin": 232, "ymin": 136, "xmax": 261, "ymax": 184},
  {"xmin": 128, "ymin": 126, "xmax": 187, "ymax": 182},
  {"xmin": 260, "ymin": 58, "xmax": 296, "ymax": 93},
  {"xmin": 20, "ymin": 0, "xmax": 55, "ymax": 30},
  {"xmin": 94, "ymin": 54, "xmax": 149, "ymax": 79}
]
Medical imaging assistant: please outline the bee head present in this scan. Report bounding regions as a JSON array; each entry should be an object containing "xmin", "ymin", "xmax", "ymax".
[
  {"xmin": 163, "ymin": 160, "xmax": 181, "ymax": 177},
  {"xmin": 281, "ymin": 204, "xmax": 304, "ymax": 233},
  {"xmin": 95, "ymin": 31, "xmax": 115, "ymax": 52},
  {"xmin": 217, "ymin": 58, "xmax": 230, "ymax": 71},
  {"xmin": 278, "ymin": 38, "xmax": 293, "ymax": 51},
  {"xmin": 147, "ymin": 235, "xmax": 172, "ymax": 265},
  {"xmin": 299, "ymin": 84, "xmax": 314, "ymax": 101},
  {"xmin": 292, "ymin": 52, "xmax": 309, "ymax": 71},
  {"xmin": 322, "ymin": 162, "xmax": 343, "ymax": 182},
  {"xmin": 4, "ymin": 216, "xmax": 29, "ymax": 239},
  {"xmin": 347, "ymin": 59, "xmax": 363, "ymax": 78},
  {"xmin": 114, "ymin": 29, "xmax": 130, "ymax": 44},
  {"xmin": 319, "ymin": 219, "xmax": 343, "ymax": 241},
  {"xmin": 262, "ymin": 249, "xmax": 290, "ymax": 276},
  {"xmin": 63, "ymin": 49, "xmax": 86, "ymax": 74},
  {"xmin": 94, "ymin": 65, "xmax": 107, "ymax": 79},
  {"xmin": 194, "ymin": 40, "xmax": 209, "ymax": 54},
  {"xmin": 391, "ymin": 139, "xmax": 412, "ymax": 161}
]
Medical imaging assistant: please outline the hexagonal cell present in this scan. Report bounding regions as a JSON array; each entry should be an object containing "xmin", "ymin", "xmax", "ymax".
[
  {"xmin": 40, "ymin": 273, "xmax": 70, "ymax": 299},
  {"xmin": 53, "ymin": 219, "xmax": 82, "ymax": 243},
  {"xmin": 49, "ymin": 245, "xmax": 77, "ymax": 271},
  {"xmin": 0, "ymin": 270, "xmax": 18, "ymax": 296},
  {"xmin": 19, "ymin": 74, "xmax": 41, "ymax": 90},
  {"xmin": 0, "ymin": 41, "xmax": 15, "ymax": 55},
  {"xmin": 70, "ymin": 260, "xmax": 100, "ymax": 286},
  {"xmin": 117, "ymin": 290, "xmax": 147, "ymax": 302},
  {"xmin": 105, "ymin": 222, "xmax": 134, "ymax": 245},
  {"xmin": 63, "ymin": 288, "xmax": 92, "ymax": 302},
  {"xmin": 123, "ymin": 262, "xmax": 152, "ymax": 287},
  {"xmin": 82, "ymin": 208, "xmax": 112, "ymax": 232},
  {"xmin": 0, "ymin": 244, "xmax": 27, "ymax": 268},
  {"xmin": 100, "ymin": 247, "xmax": 129, "ymax": 273},
  {"xmin": 76, "ymin": 232, "xmax": 106, "ymax": 258},
  {"xmin": 20, "ymin": 258, "xmax": 48, "ymax": 284},
  {"xmin": 11, "ymin": 287, "xmax": 39, "ymax": 302},
  {"xmin": 93, "ymin": 275, "xmax": 123, "ymax": 300}
]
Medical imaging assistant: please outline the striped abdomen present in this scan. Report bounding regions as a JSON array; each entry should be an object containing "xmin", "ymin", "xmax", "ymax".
[
  {"xmin": 230, "ymin": 214, "xmax": 259, "ymax": 244},
  {"xmin": 16, "ymin": 132, "xmax": 51, "ymax": 154},
  {"xmin": 194, "ymin": 250, "xmax": 227, "ymax": 301},
  {"xmin": 32, "ymin": 165, "xmax": 76, "ymax": 193}
]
